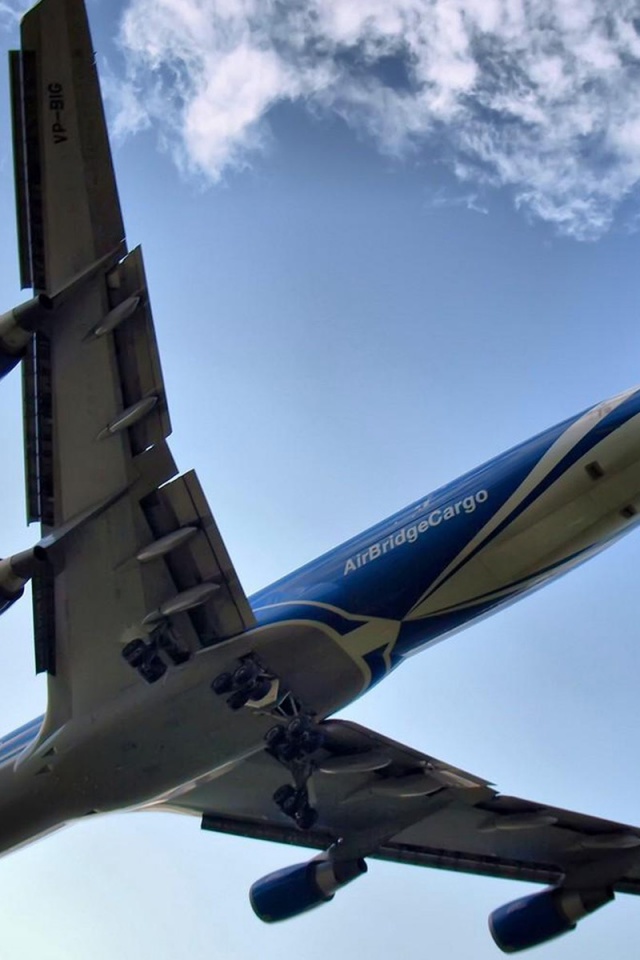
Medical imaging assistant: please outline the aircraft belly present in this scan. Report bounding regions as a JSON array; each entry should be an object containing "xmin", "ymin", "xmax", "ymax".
[
  {"xmin": 0, "ymin": 762, "xmax": 71, "ymax": 856},
  {"xmin": 250, "ymin": 617, "xmax": 400, "ymax": 703},
  {"xmin": 3, "ymin": 623, "xmax": 366, "ymax": 823}
]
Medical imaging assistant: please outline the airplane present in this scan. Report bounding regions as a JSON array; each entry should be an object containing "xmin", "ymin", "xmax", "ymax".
[{"xmin": 1, "ymin": 0, "xmax": 640, "ymax": 952}]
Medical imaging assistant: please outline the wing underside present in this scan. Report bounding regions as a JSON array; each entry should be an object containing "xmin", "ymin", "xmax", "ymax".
[
  {"xmin": 160, "ymin": 719, "xmax": 640, "ymax": 897},
  {"xmin": 10, "ymin": 0, "xmax": 254, "ymax": 729}
]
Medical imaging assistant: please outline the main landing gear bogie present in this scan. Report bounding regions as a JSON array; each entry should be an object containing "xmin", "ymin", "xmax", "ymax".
[
  {"xmin": 211, "ymin": 655, "xmax": 325, "ymax": 832},
  {"xmin": 272, "ymin": 784, "xmax": 318, "ymax": 830},
  {"xmin": 264, "ymin": 716, "xmax": 325, "ymax": 764},
  {"xmin": 266, "ymin": 715, "xmax": 326, "ymax": 832},
  {"xmin": 122, "ymin": 625, "xmax": 192, "ymax": 684},
  {"xmin": 210, "ymin": 658, "xmax": 276, "ymax": 711}
]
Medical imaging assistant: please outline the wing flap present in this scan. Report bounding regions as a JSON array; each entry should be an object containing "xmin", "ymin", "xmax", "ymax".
[
  {"xmin": 22, "ymin": 330, "xmax": 53, "ymax": 524},
  {"xmin": 198, "ymin": 812, "xmax": 563, "ymax": 886},
  {"xmin": 141, "ymin": 470, "xmax": 256, "ymax": 643},
  {"xmin": 107, "ymin": 247, "xmax": 172, "ymax": 454}
]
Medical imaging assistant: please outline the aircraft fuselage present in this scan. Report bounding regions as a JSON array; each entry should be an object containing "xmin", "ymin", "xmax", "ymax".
[{"xmin": 1, "ymin": 384, "xmax": 640, "ymax": 855}]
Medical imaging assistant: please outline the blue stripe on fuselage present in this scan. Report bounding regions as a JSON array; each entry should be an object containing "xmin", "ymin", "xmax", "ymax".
[
  {"xmin": 418, "ymin": 390, "xmax": 640, "ymax": 603},
  {"xmin": 252, "ymin": 389, "xmax": 640, "ymax": 665},
  {"xmin": 4, "ymin": 392, "xmax": 640, "ymax": 744},
  {"xmin": 251, "ymin": 404, "xmax": 593, "ymax": 622}
]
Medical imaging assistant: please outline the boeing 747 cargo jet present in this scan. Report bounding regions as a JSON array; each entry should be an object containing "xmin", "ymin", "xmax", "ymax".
[{"xmin": 2, "ymin": 0, "xmax": 640, "ymax": 952}]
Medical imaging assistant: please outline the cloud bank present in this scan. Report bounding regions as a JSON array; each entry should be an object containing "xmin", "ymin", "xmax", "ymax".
[{"xmin": 79, "ymin": 1, "xmax": 640, "ymax": 238}]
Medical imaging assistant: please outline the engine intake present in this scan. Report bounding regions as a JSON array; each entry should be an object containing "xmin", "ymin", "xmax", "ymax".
[
  {"xmin": 250, "ymin": 856, "xmax": 367, "ymax": 923},
  {"xmin": 489, "ymin": 886, "xmax": 614, "ymax": 953}
]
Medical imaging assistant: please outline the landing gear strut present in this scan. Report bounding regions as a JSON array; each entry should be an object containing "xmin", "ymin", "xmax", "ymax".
[
  {"xmin": 211, "ymin": 655, "xmax": 325, "ymax": 831},
  {"xmin": 266, "ymin": 715, "xmax": 326, "ymax": 831}
]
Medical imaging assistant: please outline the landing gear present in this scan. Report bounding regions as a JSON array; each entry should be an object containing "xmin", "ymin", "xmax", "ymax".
[
  {"xmin": 210, "ymin": 655, "xmax": 325, "ymax": 832},
  {"xmin": 267, "ymin": 715, "xmax": 326, "ymax": 831},
  {"xmin": 210, "ymin": 657, "xmax": 278, "ymax": 711},
  {"xmin": 272, "ymin": 783, "xmax": 318, "ymax": 830},
  {"xmin": 295, "ymin": 805, "xmax": 318, "ymax": 830},
  {"xmin": 265, "ymin": 725, "xmax": 286, "ymax": 749},
  {"xmin": 122, "ymin": 638, "xmax": 167, "ymax": 684},
  {"xmin": 249, "ymin": 678, "xmax": 273, "ymax": 702},
  {"xmin": 265, "ymin": 715, "xmax": 325, "ymax": 765},
  {"xmin": 122, "ymin": 624, "xmax": 191, "ymax": 684},
  {"xmin": 157, "ymin": 629, "xmax": 191, "ymax": 666},
  {"xmin": 273, "ymin": 783, "xmax": 297, "ymax": 812},
  {"xmin": 226, "ymin": 689, "xmax": 251, "ymax": 711},
  {"xmin": 211, "ymin": 672, "xmax": 233, "ymax": 696},
  {"xmin": 233, "ymin": 661, "xmax": 259, "ymax": 688}
]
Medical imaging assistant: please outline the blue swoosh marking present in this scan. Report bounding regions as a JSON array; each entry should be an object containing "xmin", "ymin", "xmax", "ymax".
[
  {"xmin": 250, "ymin": 407, "xmax": 587, "ymax": 623},
  {"xmin": 394, "ymin": 533, "xmax": 627, "ymax": 658},
  {"xmin": 254, "ymin": 602, "xmax": 366, "ymax": 636},
  {"xmin": 417, "ymin": 394, "xmax": 640, "ymax": 607}
]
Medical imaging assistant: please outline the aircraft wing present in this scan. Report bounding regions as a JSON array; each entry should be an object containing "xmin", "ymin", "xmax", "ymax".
[
  {"xmin": 161, "ymin": 719, "xmax": 640, "ymax": 896},
  {"xmin": 10, "ymin": 0, "xmax": 255, "ymax": 730}
]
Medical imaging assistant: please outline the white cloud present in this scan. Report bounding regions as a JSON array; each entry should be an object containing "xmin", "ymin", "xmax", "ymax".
[
  {"xmin": 112, "ymin": 0, "xmax": 640, "ymax": 239},
  {"xmin": 427, "ymin": 187, "xmax": 489, "ymax": 215},
  {"xmin": 0, "ymin": 0, "xmax": 27, "ymax": 29}
]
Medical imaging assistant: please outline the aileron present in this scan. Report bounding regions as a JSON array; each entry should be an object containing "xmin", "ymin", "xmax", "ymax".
[
  {"xmin": 106, "ymin": 247, "xmax": 172, "ymax": 453},
  {"xmin": 15, "ymin": 0, "xmax": 125, "ymax": 295}
]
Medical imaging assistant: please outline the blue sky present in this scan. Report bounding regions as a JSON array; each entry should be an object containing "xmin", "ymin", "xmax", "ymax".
[{"xmin": 1, "ymin": 0, "xmax": 640, "ymax": 956}]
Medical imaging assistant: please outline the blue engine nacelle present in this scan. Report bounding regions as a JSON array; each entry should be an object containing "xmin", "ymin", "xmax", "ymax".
[
  {"xmin": 489, "ymin": 886, "xmax": 614, "ymax": 953},
  {"xmin": 250, "ymin": 857, "xmax": 367, "ymax": 923}
]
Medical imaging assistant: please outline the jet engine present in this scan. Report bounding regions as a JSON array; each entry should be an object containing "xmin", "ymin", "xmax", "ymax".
[
  {"xmin": 0, "ymin": 547, "xmax": 48, "ymax": 616},
  {"xmin": 250, "ymin": 856, "xmax": 367, "ymax": 923},
  {"xmin": 0, "ymin": 296, "xmax": 53, "ymax": 381},
  {"xmin": 489, "ymin": 886, "xmax": 614, "ymax": 953}
]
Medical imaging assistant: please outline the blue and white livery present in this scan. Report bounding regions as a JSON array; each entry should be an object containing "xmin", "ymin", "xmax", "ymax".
[
  {"xmin": 2, "ymin": 0, "xmax": 640, "ymax": 953},
  {"xmin": 253, "ymin": 385, "xmax": 640, "ymax": 682}
]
